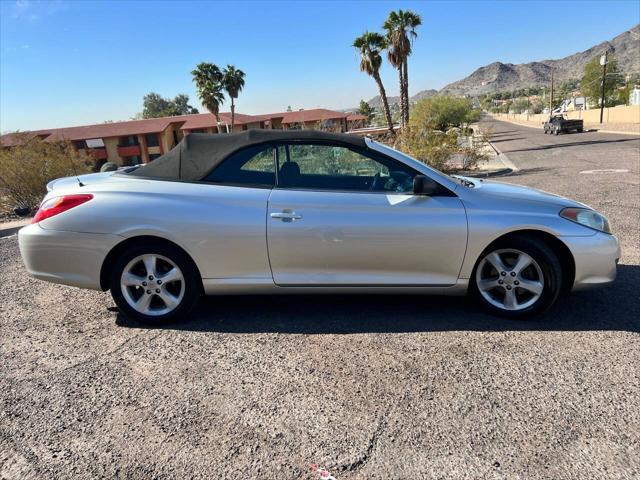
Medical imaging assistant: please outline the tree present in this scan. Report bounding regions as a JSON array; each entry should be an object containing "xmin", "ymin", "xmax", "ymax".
[
  {"xmin": 222, "ymin": 65, "xmax": 246, "ymax": 131},
  {"xmin": 358, "ymin": 100, "xmax": 375, "ymax": 124},
  {"xmin": 353, "ymin": 31, "xmax": 394, "ymax": 135},
  {"xmin": 191, "ymin": 62, "xmax": 225, "ymax": 129},
  {"xmin": 581, "ymin": 53, "xmax": 620, "ymax": 107},
  {"xmin": 383, "ymin": 9, "xmax": 421, "ymax": 127},
  {"xmin": 171, "ymin": 94, "xmax": 199, "ymax": 115},
  {"xmin": 140, "ymin": 92, "xmax": 198, "ymax": 119}
]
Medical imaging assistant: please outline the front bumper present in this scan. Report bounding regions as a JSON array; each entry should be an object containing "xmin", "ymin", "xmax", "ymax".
[
  {"xmin": 18, "ymin": 224, "xmax": 123, "ymax": 290},
  {"xmin": 561, "ymin": 232, "xmax": 620, "ymax": 291}
]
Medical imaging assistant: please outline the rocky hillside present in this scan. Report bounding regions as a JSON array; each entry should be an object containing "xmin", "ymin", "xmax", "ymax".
[
  {"xmin": 367, "ymin": 89, "xmax": 437, "ymax": 109},
  {"xmin": 440, "ymin": 24, "xmax": 639, "ymax": 96}
]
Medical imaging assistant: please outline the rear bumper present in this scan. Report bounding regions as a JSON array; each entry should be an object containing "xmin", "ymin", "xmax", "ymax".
[
  {"xmin": 561, "ymin": 232, "xmax": 620, "ymax": 291},
  {"xmin": 18, "ymin": 224, "xmax": 123, "ymax": 290}
]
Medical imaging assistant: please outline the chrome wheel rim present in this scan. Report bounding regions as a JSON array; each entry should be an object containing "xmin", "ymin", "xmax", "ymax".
[
  {"xmin": 120, "ymin": 254, "xmax": 185, "ymax": 316},
  {"xmin": 475, "ymin": 249, "xmax": 544, "ymax": 311}
]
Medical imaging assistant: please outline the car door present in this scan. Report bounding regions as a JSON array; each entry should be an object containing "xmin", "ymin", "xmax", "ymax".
[{"xmin": 267, "ymin": 142, "xmax": 468, "ymax": 286}]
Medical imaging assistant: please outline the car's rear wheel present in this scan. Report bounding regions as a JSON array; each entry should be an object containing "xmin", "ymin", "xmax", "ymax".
[
  {"xmin": 471, "ymin": 237, "xmax": 562, "ymax": 319},
  {"xmin": 109, "ymin": 243, "xmax": 201, "ymax": 325}
]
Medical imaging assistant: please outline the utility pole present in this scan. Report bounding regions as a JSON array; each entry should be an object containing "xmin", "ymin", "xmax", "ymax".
[
  {"xmin": 599, "ymin": 50, "xmax": 608, "ymax": 124},
  {"xmin": 549, "ymin": 68, "xmax": 554, "ymax": 113}
]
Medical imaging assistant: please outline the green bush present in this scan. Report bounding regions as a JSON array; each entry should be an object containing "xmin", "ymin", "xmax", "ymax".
[
  {"xmin": 0, "ymin": 134, "xmax": 92, "ymax": 213},
  {"xmin": 394, "ymin": 128, "xmax": 459, "ymax": 171},
  {"xmin": 409, "ymin": 96, "xmax": 480, "ymax": 131}
]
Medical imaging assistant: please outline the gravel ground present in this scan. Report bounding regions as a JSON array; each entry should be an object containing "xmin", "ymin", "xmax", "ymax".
[{"xmin": 1, "ymin": 119, "xmax": 639, "ymax": 479}]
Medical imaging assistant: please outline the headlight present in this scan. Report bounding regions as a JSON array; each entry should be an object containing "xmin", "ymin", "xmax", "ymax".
[{"xmin": 560, "ymin": 207, "xmax": 611, "ymax": 234}]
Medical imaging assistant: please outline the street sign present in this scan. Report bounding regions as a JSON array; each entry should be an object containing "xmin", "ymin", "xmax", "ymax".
[{"xmin": 600, "ymin": 54, "xmax": 608, "ymax": 66}]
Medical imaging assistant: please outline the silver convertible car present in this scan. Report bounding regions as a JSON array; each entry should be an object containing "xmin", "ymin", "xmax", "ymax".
[{"xmin": 19, "ymin": 130, "xmax": 619, "ymax": 324}]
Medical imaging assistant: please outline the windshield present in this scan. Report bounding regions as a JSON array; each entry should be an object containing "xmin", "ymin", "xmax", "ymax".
[{"xmin": 366, "ymin": 138, "xmax": 462, "ymax": 190}]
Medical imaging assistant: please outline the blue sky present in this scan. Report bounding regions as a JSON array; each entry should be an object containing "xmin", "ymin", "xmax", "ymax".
[{"xmin": 1, "ymin": 0, "xmax": 638, "ymax": 132}]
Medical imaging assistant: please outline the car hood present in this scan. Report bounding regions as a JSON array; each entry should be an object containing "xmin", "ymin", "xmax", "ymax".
[{"xmin": 462, "ymin": 177, "xmax": 589, "ymax": 208}]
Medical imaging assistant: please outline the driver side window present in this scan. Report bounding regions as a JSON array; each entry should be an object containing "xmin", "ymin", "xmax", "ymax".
[{"xmin": 277, "ymin": 143, "xmax": 416, "ymax": 193}]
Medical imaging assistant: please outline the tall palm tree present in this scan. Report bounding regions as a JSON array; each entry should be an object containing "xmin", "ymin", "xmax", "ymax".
[
  {"xmin": 222, "ymin": 65, "xmax": 246, "ymax": 131},
  {"xmin": 353, "ymin": 31, "xmax": 394, "ymax": 135},
  {"xmin": 191, "ymin": 62, "xmax": 225, "ymax": 131},
  {"xmin": 383, "ymin": 9, "xmax": 422, "ymax": 127}
]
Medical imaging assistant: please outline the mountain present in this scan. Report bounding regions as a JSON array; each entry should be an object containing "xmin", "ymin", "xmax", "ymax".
[
  {"xmin": 367, "ymin": 89, "xmax": 438, "ymax": 109},
  {"xmin": 440, "ymin": 24, "xmax": 640, "ymax": 96}
]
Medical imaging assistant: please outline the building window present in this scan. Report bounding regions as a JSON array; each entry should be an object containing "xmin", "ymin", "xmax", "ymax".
[
  {"xmin": 145, "ymin": 133, "xmax": 159, "ymax": 147},
  {"xmin": 148, "ymin": 154, "xmax": 161, "ymax": 162},
  {"xmin": 73, "ymin": 140, "xmax": 86, "ymax": 150},
  {"xmin": 119, "ymin": 135, "xmax": 139, "ymax": 147}
]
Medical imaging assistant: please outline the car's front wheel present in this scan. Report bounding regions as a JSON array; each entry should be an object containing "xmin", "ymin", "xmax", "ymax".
[
  {"xmin": 109, "ymin": 243, "xmax": 201, "ymax": 324},
  {"xmin": 471, "ymin": 237, "xmax": 562, "ymax": 319}
]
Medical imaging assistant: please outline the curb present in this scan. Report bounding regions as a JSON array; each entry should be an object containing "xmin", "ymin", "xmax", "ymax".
[
  {"xmin": 489, "ymin": 142, "xmax": 519, "ymax": 172},
  {"xmin": 0, "ymin": 225, "xmax": 23, "ymax": 239},
  {"xmin": 465, "ymin": 167, "xmax": 514, "ymax": 178},
  {"xmin": 476, "ymin": 118, "xmax": 520, "ymax": 173},
  {"xmin": 588, "ymin": 129, "xmax": 640, "ymax": 136}
]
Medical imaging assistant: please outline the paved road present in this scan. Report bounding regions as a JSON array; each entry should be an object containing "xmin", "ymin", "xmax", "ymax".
[
  {"xmin": 1, "ymin": 121, "xmax": 639, "ymax": 479},
  {"xmin": 484, "ymin": 117, "xmax": 640, "ymax": 264}
]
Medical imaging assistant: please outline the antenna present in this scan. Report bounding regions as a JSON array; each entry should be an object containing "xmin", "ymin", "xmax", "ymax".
[{"xmin": 66, "ymin": 139, "xmax": 84, "ymax": 187}]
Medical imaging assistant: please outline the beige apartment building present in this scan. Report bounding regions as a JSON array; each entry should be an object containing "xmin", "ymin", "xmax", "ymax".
[{"xmin": 1, "ymin": 109, "xmax": 367, "ymax": 168}]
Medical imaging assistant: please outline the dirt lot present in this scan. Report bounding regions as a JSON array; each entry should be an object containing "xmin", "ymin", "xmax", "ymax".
[{"xmin": 1, "ymin": 120, "xmax": 639, "ymax": 479}]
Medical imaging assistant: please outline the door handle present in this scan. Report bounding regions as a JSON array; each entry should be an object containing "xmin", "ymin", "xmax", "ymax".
[{"xmin": 270, "ymin": 211, "xmax": 302, "ymax": 221}]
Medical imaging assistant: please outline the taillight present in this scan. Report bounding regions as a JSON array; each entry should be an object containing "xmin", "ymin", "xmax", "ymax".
[{"xmin": 32, "ymin": 194, "xmax": 93, "ymax": 224}]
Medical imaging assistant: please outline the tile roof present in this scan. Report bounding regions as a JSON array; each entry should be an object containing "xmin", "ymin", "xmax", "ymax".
[
  {"xmin": 180, "ymin": 112, "xmax": 266, "ymax": 131},
  {"xmin": 0, "ymin": 108, "xmax": 361, "ymax": 146},
  {"xmin": 268, "ymin": 108, "xmax": 349, "ymax": 124}
]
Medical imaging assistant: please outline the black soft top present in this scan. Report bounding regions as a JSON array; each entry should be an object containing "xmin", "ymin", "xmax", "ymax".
[{"xmin": 126, "ymin": 129, "xmax": 367, "ymax": 181}]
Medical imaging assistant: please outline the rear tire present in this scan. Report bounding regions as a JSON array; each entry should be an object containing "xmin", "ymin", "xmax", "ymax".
[
  {"xmin": 109, "ymin": 242, "xmax": 201, "ymax": 325},
  {"xmin": 470, "ymin": 237, "xmax": 563, "ymax": 319}
]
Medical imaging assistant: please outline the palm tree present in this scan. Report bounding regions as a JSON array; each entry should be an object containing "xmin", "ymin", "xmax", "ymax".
[
  {"xmin": 222, "ymin": 65, "xmax": 246, "ymax": 131},
  {"xmin": 353, "ymin": 31, "xmax": 394, "ymax": 135},
  {"xmin": 383, "ymin": 9, "xmax": 422, "ymax": 127},
  {"xmin": 191, "ymin": 62, "xmax": 226, "ymax": 132}
]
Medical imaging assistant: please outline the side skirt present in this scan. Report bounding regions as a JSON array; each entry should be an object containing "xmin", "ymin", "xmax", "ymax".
[{"xmin": 202, "ymin": 278, "xmax": 470, "ymax": 296}]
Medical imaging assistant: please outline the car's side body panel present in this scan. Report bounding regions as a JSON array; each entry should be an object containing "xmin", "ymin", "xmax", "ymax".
[
  {"xmin": 267, "ymin": 189, "xmax": 468, "ymax": 285},
  {"xmin": 37, "ymin": 178, "xmax": 273, "ymax": 283}
]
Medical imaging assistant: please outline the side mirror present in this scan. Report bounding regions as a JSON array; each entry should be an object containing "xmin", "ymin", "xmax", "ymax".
[{"xmin": 413, "ymin": 175, "xmax": 438, "ymax": 196}]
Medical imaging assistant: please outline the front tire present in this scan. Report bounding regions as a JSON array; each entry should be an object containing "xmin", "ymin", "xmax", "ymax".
[
  {"xmin": 109, "ymin": 242, "xmax": 201, "ymax": 325},
  {"xmin": 470, "ymin": 237, "xmax": 563, "ymax": 319}
]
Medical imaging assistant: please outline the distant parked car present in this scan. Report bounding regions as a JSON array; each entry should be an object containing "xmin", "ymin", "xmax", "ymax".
[
  {"xmin": 543, "ymin": 115, "xmax": 584, "ymax": 135},
  {"xmin": 18, "ymin": 130, "xmax": 619, "ymax": 324}
]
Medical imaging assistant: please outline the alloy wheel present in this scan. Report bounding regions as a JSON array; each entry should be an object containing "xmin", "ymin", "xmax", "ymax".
[
  {"xmin": 475, "ymin": 248, "xmax": 545, "ymax": 311},
  {"xmin": 120, "ymin": 254, "xmax": 185, "ymax": 316}
]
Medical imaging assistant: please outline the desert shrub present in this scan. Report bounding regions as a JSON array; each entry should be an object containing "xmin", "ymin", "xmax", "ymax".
[
  {"xmin": 394, "ymin": 127, "xmax": 459, "ymax": 172},
  {"xmin": 409, "ymin": 96, "xmax": 480, "ymax": 131},
  {"xmin": 393, "ymin": 124, "xmax": 490, "ymax": 173},
  {"xmin": 0, "ymin": 134, "xmax": 92, "ymax": 213}
]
